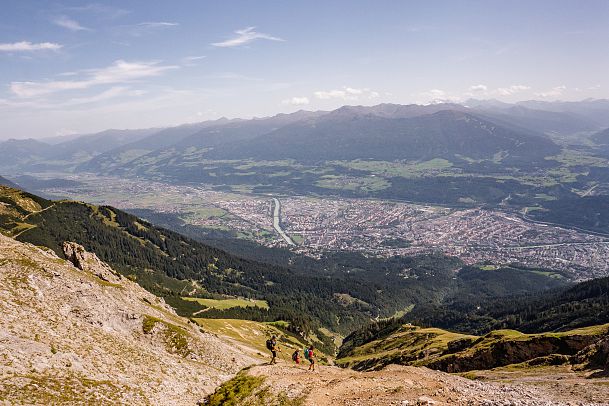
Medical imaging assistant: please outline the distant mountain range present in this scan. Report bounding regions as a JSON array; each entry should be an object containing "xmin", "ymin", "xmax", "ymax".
[
  {"xmin": 202, "ymin": 109, "xmax": 559, "ymax": 163},
  {"xmin": 0, "ymin": 175, "xmax": 18, "ymax": 188},
  {"xmin": 3, "ymin": 99, "xmax": 609, "ymax": 176},
  {"xmin": 0, "ymin": 128, "xmax": 159, "ymax": 172}
]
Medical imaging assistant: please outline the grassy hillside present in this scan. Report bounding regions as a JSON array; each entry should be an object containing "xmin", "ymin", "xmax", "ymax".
[
  {"xmin": 185, "ymin": 297, "xmax": 269, "ymax": 310},
  {"xmin": 194, "ymin": 318, "xmax": 313, "ymax": 360},
  {"xmin": 337, "ymin": 323, "xmax": 609, "ymax": 373}
]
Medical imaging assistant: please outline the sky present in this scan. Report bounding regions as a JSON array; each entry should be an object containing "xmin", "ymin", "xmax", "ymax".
[{"xmin": 1, "ymin": 0, "xmax": 608, "ymax": 139}]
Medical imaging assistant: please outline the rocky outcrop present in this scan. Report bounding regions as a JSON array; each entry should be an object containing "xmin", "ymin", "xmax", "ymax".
[
  {"xmin": 62, "ymin": 241, "xmax": 122, "ymax": 284},
  {"xmin": 428, "ymin": 333, "xmax": 602, "ymax": 373},
  {"xmin": 339, "ymin": 325, "xmax": 609, "ymax": 375},
  {"xmin": 0, "ymin": 234, "xmax": 256, "ymax": 405},
  {"xmin": 573, "ymin": 336, "xmax": 609, "ymax": 371}
]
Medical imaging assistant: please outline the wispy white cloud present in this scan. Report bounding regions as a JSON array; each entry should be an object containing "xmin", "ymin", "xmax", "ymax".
[
  {"xmin": 0, "ymin": 86, "xmax": 133, "ymax": 109},
  {"xmin": 496, "ymin": 84, "xmax": 530, "ymax": 96},
  {"xmin": 53, "ymin": 15, "xmax": 90, "ymax": 31},
  {"xmin": 207, "ymin": 72, "xmax": 262, "ymax": 81},
  {"xmin": 10, "ymin": 60, "xmax": 177, "ymax": 98},
  {"xmin": 417, "ymin": 89, "xmax": 464, "ymax": 104},
  {"xmin": 212, "ymin": 27, "xmax": 284, "ymax": 47},
  {"xmin": 183, "ymin": 55, "xmax": 206, "ymax": 62},
  {"xmin": 534, "ymin": 85, "xmax": 566, "ymax": 98},
  {"xmin": 0, "ymin": 41, "xmax": 62, "ymax": 52},
  {"xmin": 138, "ymin": 21, "xmax": 179, "ymax": 29},
  {"xmin": 421, "ymin": 89, "xmax": 447, "ymax": 99},
  {"xmin": 469, "ymin": 84, "xmax": 488, "ymax": 92},
  {"xmin": 126, "ymin": 22, "xmax": 179, "ymax": 37},
  {"xmin": 182, "ymin": 55, "xmax": 206, "ymax": 66},
  {"xmin": 61, "ymin": 86, "xmax": 131, "ymax": 106},
  {"xmin": 464, "ymin": 84, "xmax": 532, "ymax": 98},
  {"xmin": 282, "ymin": 96, "xmax": 310, "ymax": 106},
  {"xmin": 314, "ymin": 87, "xmax": 379, "ymax": 101}
]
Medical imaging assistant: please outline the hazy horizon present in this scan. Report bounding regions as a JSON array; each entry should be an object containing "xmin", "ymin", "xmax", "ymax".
[
  {"xmin": 2, "ymin": 0, "xmax": 609, "ymax": 139},
  {"xmin": 1, "ymin": 97, "xmax": 607, "ymax": 142}
]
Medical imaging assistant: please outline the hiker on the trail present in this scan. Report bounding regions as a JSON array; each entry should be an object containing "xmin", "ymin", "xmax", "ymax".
[
  {"xmin": 266, "ymin": 335, "xmax": 280, "ymax": 365},
  {"xmin": 292, "ymin": 349, "xmax": 301, "ymax": 365},
  {"xmin": 305, "ymin": 345, "xmax": 316, "ymax": 371}
]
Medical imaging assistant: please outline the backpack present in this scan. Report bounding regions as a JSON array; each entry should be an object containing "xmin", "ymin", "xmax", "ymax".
[
  {"xmin": 266, "ymin": 339, "xmax": 274, "ymax": 351},
  {"xmin": 304, "ymin": 348, "xmax": 311, "ymax": 360}
]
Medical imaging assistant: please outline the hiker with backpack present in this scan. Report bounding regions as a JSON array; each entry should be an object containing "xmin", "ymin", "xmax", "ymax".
[
  {"xmin": 292, "ymin": 349, "xmax": 301, "ymax": 366},
  {"xmin": 304, "ymin": 345, "xmax": 316, "ymax": 371},
  {"xmin": 266, "ymin": 335, "xmax": 281, "ymax": 365}
]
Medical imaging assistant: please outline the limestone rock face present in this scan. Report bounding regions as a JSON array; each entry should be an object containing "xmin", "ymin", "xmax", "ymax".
[
  {"xmin": 0, "ymin": 234, "xmax": 256, "ymax": 405},
  {"xmin": 62, "ymin": 241, "xmax": 122, "ymax": 284}
]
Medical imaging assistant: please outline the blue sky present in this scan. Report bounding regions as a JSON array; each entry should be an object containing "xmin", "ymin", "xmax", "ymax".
[{"xmin": 1, "ymin": 0, "xmax": 608, "ymax": 138}]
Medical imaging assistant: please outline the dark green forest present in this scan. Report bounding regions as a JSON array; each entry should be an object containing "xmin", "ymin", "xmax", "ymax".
[{"xmin": 339, "ymin": 273, "xmax": 609, "ymax": 357}]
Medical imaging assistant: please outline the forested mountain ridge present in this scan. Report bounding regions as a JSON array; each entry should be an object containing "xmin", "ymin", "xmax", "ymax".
[
  {"xmin": 338, "ymin": 273, "xmax": 609, "ymax": 366},
  {"xmin": 0, "ymin": 185, "xmax": 382, "ymax": 345},
  {"xmin": 0, "ymin": 185, "xmax": 574, "ymax": 352},
  {"xmin": 403, "ymin": 272, "xmax": 609, "ymax": 334},
  {"xmin": 0, "ymin": 128, "xmax": 160, "ymax": 172},
  {"xmin": 201, "ymin": 109, "xmax": 560, "ymax": 163}
]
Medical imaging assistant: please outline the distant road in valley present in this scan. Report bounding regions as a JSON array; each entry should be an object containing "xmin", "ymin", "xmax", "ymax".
[{"xmin": 272, "ymin": 198, "xmax": 295, "ymax": 246}]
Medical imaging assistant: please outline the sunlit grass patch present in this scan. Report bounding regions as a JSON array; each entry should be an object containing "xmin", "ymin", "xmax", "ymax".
[{"xmin": 183, "ymin": 297, "xmax": 269, "ymax": 310}]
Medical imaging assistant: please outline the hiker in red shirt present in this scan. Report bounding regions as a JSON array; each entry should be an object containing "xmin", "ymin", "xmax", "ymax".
[{"xmin": 305, "ymin": 346, "xmax": 316, "ymax": 371}]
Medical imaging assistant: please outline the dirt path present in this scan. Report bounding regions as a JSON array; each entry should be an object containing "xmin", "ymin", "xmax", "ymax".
[
  {"xmin": 247, "ymin": 364, "xmax": 609, "ymax": 405},
  {"xmin": 22, "ymin": 203, "xmax": 56, "ymax": 220},
  {"xmin": 11, "ymin": 203, "xmax": 55, "ymax": 238}
]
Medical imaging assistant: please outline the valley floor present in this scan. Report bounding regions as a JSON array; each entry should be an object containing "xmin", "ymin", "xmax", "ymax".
[
  {"xmin": 33, "ymin": 173, "xmax": 609, "ymax": 279},
  {"xmin": 230, "ymin": 363, "xmax": 609, "ymax": 405}
]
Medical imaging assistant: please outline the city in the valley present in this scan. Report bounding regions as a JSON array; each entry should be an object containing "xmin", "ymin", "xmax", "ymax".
[{"xmin": 38, "ymin": 173, "xmax": 609, "ymax": 280}]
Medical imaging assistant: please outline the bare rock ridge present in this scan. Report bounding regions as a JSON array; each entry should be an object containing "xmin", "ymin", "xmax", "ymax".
[
  {"xmin": 62, "ymin": 241, "xmax": 122, "ymax": 284},
  {"xmin": 0, "ymin": 234, "xmax": 256, "ymax": 405}
]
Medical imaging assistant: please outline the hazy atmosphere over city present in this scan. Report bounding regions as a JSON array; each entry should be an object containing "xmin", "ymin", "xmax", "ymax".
[{"xmin": 2, "ymin": 0, "xmax": 609, "ymax": 138}]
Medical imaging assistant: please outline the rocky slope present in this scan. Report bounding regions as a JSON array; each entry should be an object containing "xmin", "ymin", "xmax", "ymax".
[
  {"xmin": 0, "ymin": 234, "xmax": 256, "ymax": 405},
  {"xmin": 207, "ymin": 363, "xmax": 609, "ymax": 405}
]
